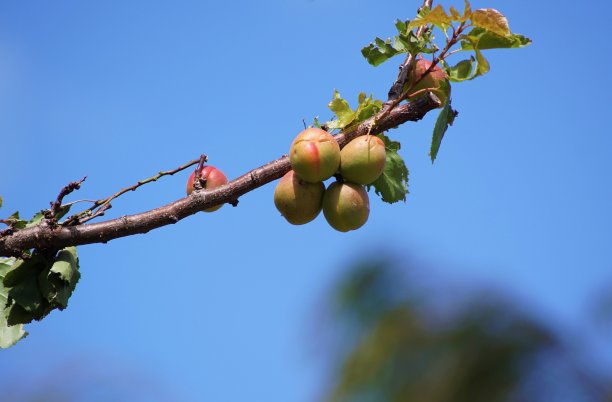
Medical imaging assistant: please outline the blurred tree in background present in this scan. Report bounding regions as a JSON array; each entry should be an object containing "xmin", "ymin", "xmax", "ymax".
[{"xmin": 323, "ymin": 257, "xmax": 612, "ymax": 402}]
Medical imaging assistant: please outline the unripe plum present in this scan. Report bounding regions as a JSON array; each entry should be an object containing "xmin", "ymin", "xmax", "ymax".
[
  {"xmin": 407, "ymin": 58, "xmax": 450, "ymax": 106},
  {"xmin": 274, "ymin": 170, "xmax": 325, "ymax": 225},
  {"xmin": 340, "ymin": 136, "xmax": 386, "ymax": 185},
  {"xmin": 186, "ymin": 165, "xmax": 228, "ymax": 212},
  {"xmin": 322, "ymin": 182, "xmax": 370, "ymax": 232},
  {"xmin": 289, "ymin": 128, "xmax": 341, "ymax": 183}
]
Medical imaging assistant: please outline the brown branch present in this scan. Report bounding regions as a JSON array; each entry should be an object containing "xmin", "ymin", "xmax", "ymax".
[
  {"xmin": 387, "ymin": 0, "xmax": 434, "ymax": 102},
  {"xmin": 0, "ymin": 95, "xmax": 440, "ymax": 257}
]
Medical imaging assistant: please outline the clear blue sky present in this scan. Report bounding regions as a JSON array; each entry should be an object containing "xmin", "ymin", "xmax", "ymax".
[{"xmin": 1, "ymin": 1, "xmax": 611, "ymax": 401}]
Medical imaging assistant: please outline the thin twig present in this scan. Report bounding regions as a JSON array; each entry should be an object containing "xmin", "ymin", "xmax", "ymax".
[
  {"xmin": 191, "ymin": 155, "xmax": 207, "ymax": 191},
  {"xmin": 64, "ymin": 157, "xmax": 203, "ymax": 226},
  {"xmin": 48, "ymin": 177, "xmax": 87, "ymax": 220},
  {"xmin": 60, "ymin": 199, "xmax": 98, "ymax": 207}
]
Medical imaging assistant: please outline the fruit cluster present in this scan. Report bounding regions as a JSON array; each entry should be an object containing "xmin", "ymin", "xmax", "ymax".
[{"xmin": 274, "ymin": 128, "xmax": 386, "ymax": 232}]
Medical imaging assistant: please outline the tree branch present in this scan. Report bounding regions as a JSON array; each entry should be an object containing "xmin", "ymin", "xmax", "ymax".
[
  {"xmin": 387, "ymin": 0, "xmax": 434, "ymax": 102},
  {"xmin": 0, "ymin": 95, "xmax": 440, "ymax": 257}
]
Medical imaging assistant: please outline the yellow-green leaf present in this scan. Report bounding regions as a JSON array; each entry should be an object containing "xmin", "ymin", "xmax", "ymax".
[
  {"xmin": 450, "ymin": 0, "xmax": 472, "ymax": 22},
  {"xmin": 474, "ymin": 47, "xmax": 490, "ymax": 76},
  {"xmin": 408, "ymin": 5, "xmax": 451, "ymax": 30},
  {"xmin": 463, "ymin": 0, "xmax": 472, "ymax": 21},
  {"xmin": 471, "ymin": 8, "xmax": 511, "ymax": 37},
  {"xmin": 328, "ymin": 90, "xmax": 356, "ymax": 129}
]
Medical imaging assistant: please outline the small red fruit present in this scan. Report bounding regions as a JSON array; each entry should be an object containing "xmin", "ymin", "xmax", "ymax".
[
  {"xmin": 406, "ymin": 58, "xmax": 450, "ymax": 106},
  {"xmin": 289, "ymin": 127, "xmax": 341, "ymax": 183},
  {"xmin": 186, "ymin": 165, "xmax": 228, "ymax": 212}
]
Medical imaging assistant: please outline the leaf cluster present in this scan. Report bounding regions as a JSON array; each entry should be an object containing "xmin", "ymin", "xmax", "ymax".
[
  {"xmin": 362, "ymin": 1, "xmax": 532, "ymax": 82},
  {"xmin": 0, "ymin": 248, "xmax": 80, "ymax": 348},
  {"xmin": 320, "ymin": 90, "xmax": 383, "ymax": 131},
  {"xmin": 361, "ymin": 1, "xmax": 531, "ymax": 162}
]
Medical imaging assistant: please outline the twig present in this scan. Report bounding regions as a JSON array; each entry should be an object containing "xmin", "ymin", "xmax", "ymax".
[
  {"xmin": 64, "ymin": 157, "xmax": 203, "ymax": 225},
  {"xmin": 48, "ymin": 177, "xmax": 87, "ymax": 220},
  {"xmin": 191, "ymin": 155, "xmax": 207, "ymax": 191},
  {"xmin": 60, "ymin": 199, "xmax": 98, "ymax": 207}
]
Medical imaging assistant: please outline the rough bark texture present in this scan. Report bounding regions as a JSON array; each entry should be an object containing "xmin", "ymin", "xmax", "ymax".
[{"xmin": 0, "ymin": 95, "xmax": 440, "ymax": 257}]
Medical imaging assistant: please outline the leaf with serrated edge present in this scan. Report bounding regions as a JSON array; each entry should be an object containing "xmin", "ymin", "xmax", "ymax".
[
  {"xmin": 39, "ymin": 247, "xmax": 80, "ymax": 309},
  {"xmin": 430, "ymin": 102, "xmax": 457, "ymax": 162},
  {"xmin": 26, "ymin": 211, "xmax": 45, "ymax": 228},
  {"xmin": 471, "ymin": 8, "xmax": 510, "ymax": 37},
  {"xmin": 361, "ymin": 40, "xmax": 403, "ymax": 66},
  {"xmin": 463, "ymin": 0, "xmax": 472, "ymax": 21},
  {"xmin": 4, "ymin": 255, "xmax": 47, "ymax": 312},
  {"xmin": 462, "ymin": 28, "xmax": 531, "ymax": 50},
  {"xmin": 328, "ymin": 90, "xmax": 356, "ymax": 129},
  {"xmin": 447, "ymin": 57, "xmax": 475, "ymax": 82},
  {"xmin": 355, "ymin": 94, "xmax": 382, "ymax": 123},
  {"xmin": 367, "ymin": 134, "xmax": 409, "ymax": 204},
  {"xmin": 450, "ymin": 6, "xmax": 461, "ymax": 21},
  {"xmin": 0, "ymin": 260, "xmax": 27, "ymax": 348},
  {"xmin": 408, "ymin": 5, "xmax": 451, "ymax": 29},
  {"xmin": 7, "ymin": 211, "xmax": 27, "ymax": 229},
  {"xmin": 395, "ymin": 19, "xmax": 407, "ymax": 33}
]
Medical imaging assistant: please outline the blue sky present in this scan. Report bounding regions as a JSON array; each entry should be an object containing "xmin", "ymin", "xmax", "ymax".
[{"xmin": 1, "ymin": 1, "xmax": 611, "ymax": 401}]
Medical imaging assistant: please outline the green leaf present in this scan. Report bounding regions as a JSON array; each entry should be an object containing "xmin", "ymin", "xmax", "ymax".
[
  {"xmin": 474, "ymin": 47, "xmax": 490, "ymax": 76},
  {"xmin": 3, "ymin": 255, "xmax": 47, "ymax": 312},
  {"xmin": 0, "ymin": 248, "xmax": 80, "ymax": 347},
  {"xmin": 354, "ymin": 93, "xmax": 382, "ymax": 122},
  {"xmin": 430, "ymin": 102, "xmax": 458, "ymax": 162},
  {"xmin": 327, "ymin": 90, "xmax": 356, "ymax": 129},
  {"xmin": 361, "ymin": 19, "xmax": 436, "ymax": 66},
  {"xmin": 361, "ymin": 38, "xmax": 404, "ymax": 67},
  {"xmin": 408, "ymin": 5, "xmax": 451, "ymax": 30},
  {"xmin": 6, "ymin": 300, "xmax": 51, "ymax": 326},
  {"xmin": 7, "ymin": 212, "xmax": 27, "ymax": 230},
  {"xmin": 447, "ymin": 57, "xmax": 475, "ymax": 82},
  {"xmin": 461, "ymin": 28, "xmax": 531, "ymax": 50},
  {"xmin": 0, "ymin": 259, "xmax": 27, "ymax": 348},
  {"xmin": 367, "ymin": 134, "xmax": 409, "ymax": 204},
  {"xmin": 26, "ymin": 211, "xmax": 45, "ymax": 228},
  {"xmin": 39, "ymin": 247, "xmax": 80, "ymax": 309},
  {"xmin": 0, "ymin": 195, "xmax": 3, "ymax": 209},
  {"xmin": 471, "ymin": 8, "xmax": 511, "ymax": 37},
  {"xmin": 459, "ymin": 36, "xmax": 490, "ymax": 79}
]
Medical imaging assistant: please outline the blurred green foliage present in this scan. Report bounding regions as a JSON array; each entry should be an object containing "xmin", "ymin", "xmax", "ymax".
[{"xmin": 324, "ymin": 258, "xmax": 612, "ymax": 402}]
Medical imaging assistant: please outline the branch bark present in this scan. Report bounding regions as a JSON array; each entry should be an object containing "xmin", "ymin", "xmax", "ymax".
[
  {"xmin": 0, "ymin": 95, "xmax": 440, "ymax": 257},
  {"xmin": 387, "ymin": 0, "xmax": 434, "ymax": 102}
]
